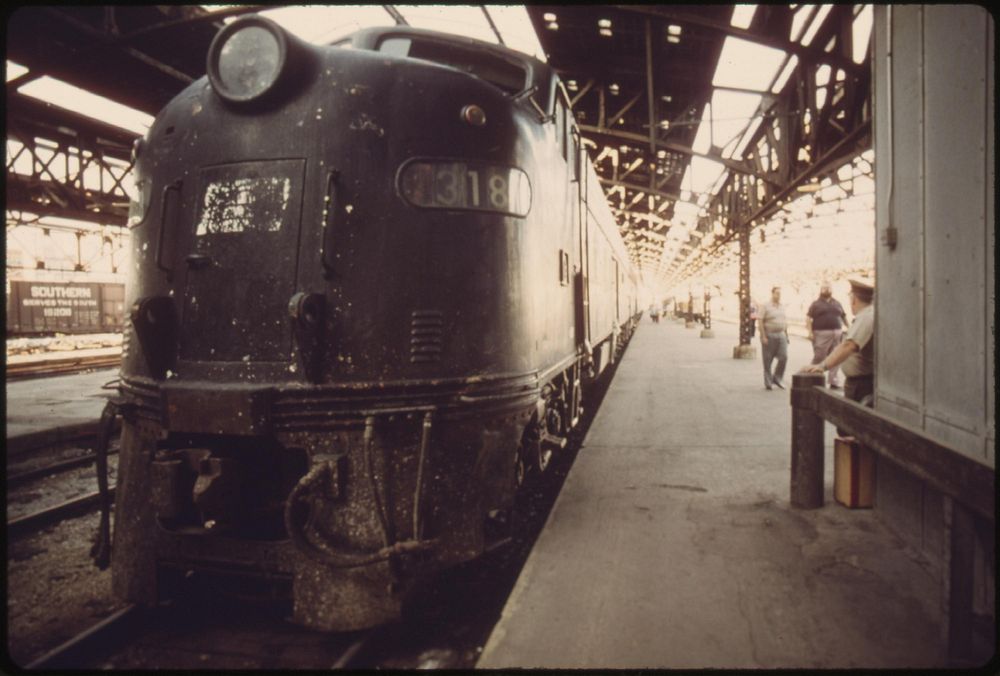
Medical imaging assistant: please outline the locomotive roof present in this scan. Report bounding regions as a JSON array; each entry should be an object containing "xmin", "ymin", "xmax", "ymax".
[{"xmin": 345, "ymin": 25, "xmax": 558, "ymax": 111}]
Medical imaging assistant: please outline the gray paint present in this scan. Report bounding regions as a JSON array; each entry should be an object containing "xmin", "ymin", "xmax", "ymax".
[
  {"xmin": 872, "ymin": 6, "xmax": 994, "ymax": 643},
  {"xmin": 874, "ymin": 5, "xmax": 994, "ymax": 465}
]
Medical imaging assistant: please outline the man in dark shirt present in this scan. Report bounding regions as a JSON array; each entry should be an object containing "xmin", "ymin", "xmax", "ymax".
[{"xmin": 805, "ymin": 281, "xmax": 848, "ymax": 388}]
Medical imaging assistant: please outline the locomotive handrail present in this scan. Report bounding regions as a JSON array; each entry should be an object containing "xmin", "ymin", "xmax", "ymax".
[
  {"xmin": 155, "ymin": 180, "xmax": 181, "ymax": 276},
  {"xmin": 321, "ymin": 169, "xmax": 340, "ymax": 278},
  {"xmin": 283, "ymin": 460, "xmax": 435, "ymax": 569}
]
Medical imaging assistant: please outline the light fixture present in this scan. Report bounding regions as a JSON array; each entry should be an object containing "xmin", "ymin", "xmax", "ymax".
[{"xmin": 207, "ymin": 15, "xmax": 312, "ymax": 105}]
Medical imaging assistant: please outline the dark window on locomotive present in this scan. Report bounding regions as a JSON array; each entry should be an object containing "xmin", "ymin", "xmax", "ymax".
[
  {"xmin": 378, "ymin": 37, "xmax": 527, "ymax": 95},
  {"xmin": 554, "ymin": 100, "xmax": 566, "ymax": 160},
  {"xmin": 571, "ymin": 129, "xmax": 581, "ymax": 183}
]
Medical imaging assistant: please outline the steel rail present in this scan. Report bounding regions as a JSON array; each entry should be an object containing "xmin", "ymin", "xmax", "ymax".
[
  {"xmin": 8, "ymin": 450, "xmax": 118, "ymax": 488},
  {"xmin": 24, "ymin": 604, "xmax": 144, "ymax": 670},
  {"xmin": 7, "ymin": 487, "xmax": 116, "ymax": 538},
  {"xmin": 6, "ymin": 354, "xmax": 121, "ymax": 380}
]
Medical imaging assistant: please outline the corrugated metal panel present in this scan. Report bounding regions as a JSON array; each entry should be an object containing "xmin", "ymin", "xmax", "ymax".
[
  {"xmin": 923, "ymin": 6, "xmax": 989, "ymax": 451},
  {"xmin": 874, "ymin": 5, "xmax": 994, "ymax": 467},
  {"xmin": 6, "ymin": 280, "xmax": 126, "ymax": 335},
  {"xmin": 986, "ymin": 17, "xmax": 996, "ymax": 468},
  {"xmin": 874, "ymin": 5, "xmax": 924, "ymax": 416}
]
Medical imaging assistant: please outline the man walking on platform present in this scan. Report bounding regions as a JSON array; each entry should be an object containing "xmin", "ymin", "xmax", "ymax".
[
  {"xmin": 806, "ymin": 281, "xmax": 848, "ymax": 388},
  {"xmin": 758, "ymin": 286, "xmax": 788, "ymax": 390},
  {"xmin": 801, "ymin": 279, "xmax": 875, "ymax": 405}
]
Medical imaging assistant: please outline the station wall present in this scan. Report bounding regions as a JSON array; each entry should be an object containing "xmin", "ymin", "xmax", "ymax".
[{"xmin": 872, "ymin": 4, "xmax": 994, "ymax": 641}]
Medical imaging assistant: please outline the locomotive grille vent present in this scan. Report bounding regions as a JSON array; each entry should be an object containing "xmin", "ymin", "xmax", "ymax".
[{"xmin": 410, "ymin": 310, "xmax": 444, "ymax": 363}]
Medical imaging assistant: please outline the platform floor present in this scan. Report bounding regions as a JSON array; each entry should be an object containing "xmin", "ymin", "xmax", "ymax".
[
  {"xmin": 5, "ymin": 368, "xmax": 118, "ymax": 454},
  {"xmin": 478, "ymin": 318, "xmax": 945, "ymax": 669}
]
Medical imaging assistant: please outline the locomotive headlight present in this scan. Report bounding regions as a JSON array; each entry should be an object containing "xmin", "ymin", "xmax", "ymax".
[{"xmin": 207, "ymin": 16, "xmax": 292, "ymax": 104}]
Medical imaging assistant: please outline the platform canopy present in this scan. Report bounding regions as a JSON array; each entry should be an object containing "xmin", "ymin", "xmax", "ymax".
[{"xmin": 524, "ymin": 5, "xmax": 873, "ymax": 290}]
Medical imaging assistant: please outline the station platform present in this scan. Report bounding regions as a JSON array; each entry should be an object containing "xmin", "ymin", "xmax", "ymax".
[
  {"xmin": 5, "ymin": 368, "xmax": 119, "ymax": 455},
  {"xmin": 478, "ymin": 317, "xmax": 946, "ymax": 669}
]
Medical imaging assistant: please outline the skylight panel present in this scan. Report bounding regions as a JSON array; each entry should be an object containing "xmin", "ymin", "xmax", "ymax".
[
  {"xmin": 18, "ymin": 77, "xmax": 153, "ymax": 135},
  {"xmin": 730, "ymin": 5, "xmax": 756, "ymax": 30},
  {"xmin": 691, "ymin": 103, "xmax": 712, "ymax": 154},
  {"xmin": 485, "ymin": 6, "xmax": 547, "ymax": 61},
  {"xmin": 684, "ymin": 157, "xmax": 726, "ymax": 201},
  {"xmin": 255, "ymin": 6, "xmax": 545, "ymax": 60},
  {"xmin": 667, "ymin": 202, "xmax": 698, "ymax": 230},
  {"xmin": 800, "ymin": 5, "xmax": 833, "ymax": 47},
  {"xmin": 712, "ymin": 37, "xmax": 786, "ymax": 92},
  {"xmin": 6, "ymin": 61, "xmax": 28, "ymax": 82},
  {"xmin": 260, "ymin": 6, "xmax": 393, "ymax": 44},
  {"xmin": 394, "ymin": 5, "xmax": 498, "ymax": 44},
  {"xmin": 852, "ymin": 5, "xmax": 873, "ymax": 64},
  {"xmin": 789, "ymin": 6, "xmax": 812, "ymax": 43},
  {"xmin": 770, "ymin": 55, "xmax": 799, "ymax": 94},
  {"xmin": 730, "ymin": 114, "xmax": 764, "ymax": 161},
  {"xmin": 709, "ymin": 89, "xmax": 762, "ymax": 151}
]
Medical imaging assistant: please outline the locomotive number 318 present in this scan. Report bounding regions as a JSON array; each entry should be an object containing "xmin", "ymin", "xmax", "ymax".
[{"xmin": 399, "ymin": 161, "xmax": 531, "ymax": 217}]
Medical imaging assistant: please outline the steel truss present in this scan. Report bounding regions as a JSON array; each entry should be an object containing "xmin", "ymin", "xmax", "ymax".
[
  {"xmin": 558, "ymin": 6, "xmax": 870, "ymax": 346},
  {"xmin": 6, "ymin": 93, "xmax": 138, "ymax": 227}
]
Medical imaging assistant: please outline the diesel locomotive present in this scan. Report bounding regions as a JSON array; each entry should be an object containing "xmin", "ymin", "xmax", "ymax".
[{"xmin": 110, "ymin": 14, "xmax": 639, "ymax": 630}]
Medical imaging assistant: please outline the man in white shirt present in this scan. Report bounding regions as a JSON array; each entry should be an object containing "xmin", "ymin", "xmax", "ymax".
[{"xmin": 758, "ymin": 286, "xmax": 788, "ymax": 390}]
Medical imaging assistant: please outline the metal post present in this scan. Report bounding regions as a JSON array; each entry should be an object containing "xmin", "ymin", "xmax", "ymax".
[
  {"xmin": 75, "ymin": 231, "xmax": 85, "ymax": 271},
  {"xmin": 733, "ymin": 222, "xmax": 756, "ymax": 358},
  {"xmin": 700, "ymin": 289, "xmax": 714, "ymax": 338},
  {"xmin": 790, "ymin": 373, "xmax": 825, "ymax": 508}
]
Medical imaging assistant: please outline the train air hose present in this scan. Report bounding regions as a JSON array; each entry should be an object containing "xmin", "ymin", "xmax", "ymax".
[
  {"xmin": 91, "ymin": 399, "xmax": 123, "ymax": 570},
  {"xmin": 283, "ymin": 414, "xmax": 436, "ymax": 568}
]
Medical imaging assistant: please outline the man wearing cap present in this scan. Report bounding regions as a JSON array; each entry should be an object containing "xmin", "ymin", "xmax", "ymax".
[
  {"xmin": 801, "ymin": 279, "xmax": 874, "ymax": 405},
  {"xmin": 806, "ymin": 281, "xmax": 849, "ymax": 389},
  {"xmin": 758, "ymin": 286, "xmax": 788, "ymax": 390}
]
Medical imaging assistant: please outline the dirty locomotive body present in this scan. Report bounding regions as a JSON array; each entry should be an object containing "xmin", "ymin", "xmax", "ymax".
[{"xmin": 115, "ymin": 16, "xmax": 639, "ymax": 630}]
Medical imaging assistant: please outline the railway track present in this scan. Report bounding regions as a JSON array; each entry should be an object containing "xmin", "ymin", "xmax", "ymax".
[
  {"xmin": 7, "ymin": 437, "xmax": 119, "ymax": 538},
  {"xmin": 7, "ymin": 487, "xmax": 115, "ymax": 539},
  {"xmin": 8, "ymin": 448, "xmax": 117, "ymax": 488},
  {"xmin": 10, "ymin": 344, "xmax": 626, "ymax": 670},
  {"xmin": 24, "ymin": 599, "xmax": 382, "ymax": 670},
  {"xmin": 6, "ymin": 352, "xmax": 121, "ymax": 380},
  {"xmin": 25, "ymin": 605, "xmax": 144, "ymax": 670}
]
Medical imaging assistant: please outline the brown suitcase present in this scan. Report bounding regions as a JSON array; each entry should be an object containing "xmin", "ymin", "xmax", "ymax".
[{"xmin": 834, "ymin": 437, "xmax": 875, "ymax": 508}]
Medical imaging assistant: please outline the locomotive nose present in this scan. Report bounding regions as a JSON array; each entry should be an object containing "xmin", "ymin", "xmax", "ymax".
[{"xmin": 206, "ymin": 14, "xmax": 316, "ymax": 106}]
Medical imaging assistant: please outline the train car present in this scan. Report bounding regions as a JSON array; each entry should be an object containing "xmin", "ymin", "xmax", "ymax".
[
  {"xmin": 6, "ymin": 274, "xmax": 125, "ymax": 336},
  {"xmin": 111, "ymin": 15, "xmax": 639, "ymax": 631}
]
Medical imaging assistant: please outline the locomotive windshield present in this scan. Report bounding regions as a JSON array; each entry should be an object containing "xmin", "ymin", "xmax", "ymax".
[{"xmin": 378, "ymin": 36, "xmax": 527, "ymax": 95}]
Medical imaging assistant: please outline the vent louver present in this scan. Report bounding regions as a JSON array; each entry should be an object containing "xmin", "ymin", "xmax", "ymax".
[{"xmin": 409, "ymin": 310, "xmax": 443, "ymax": 363}]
